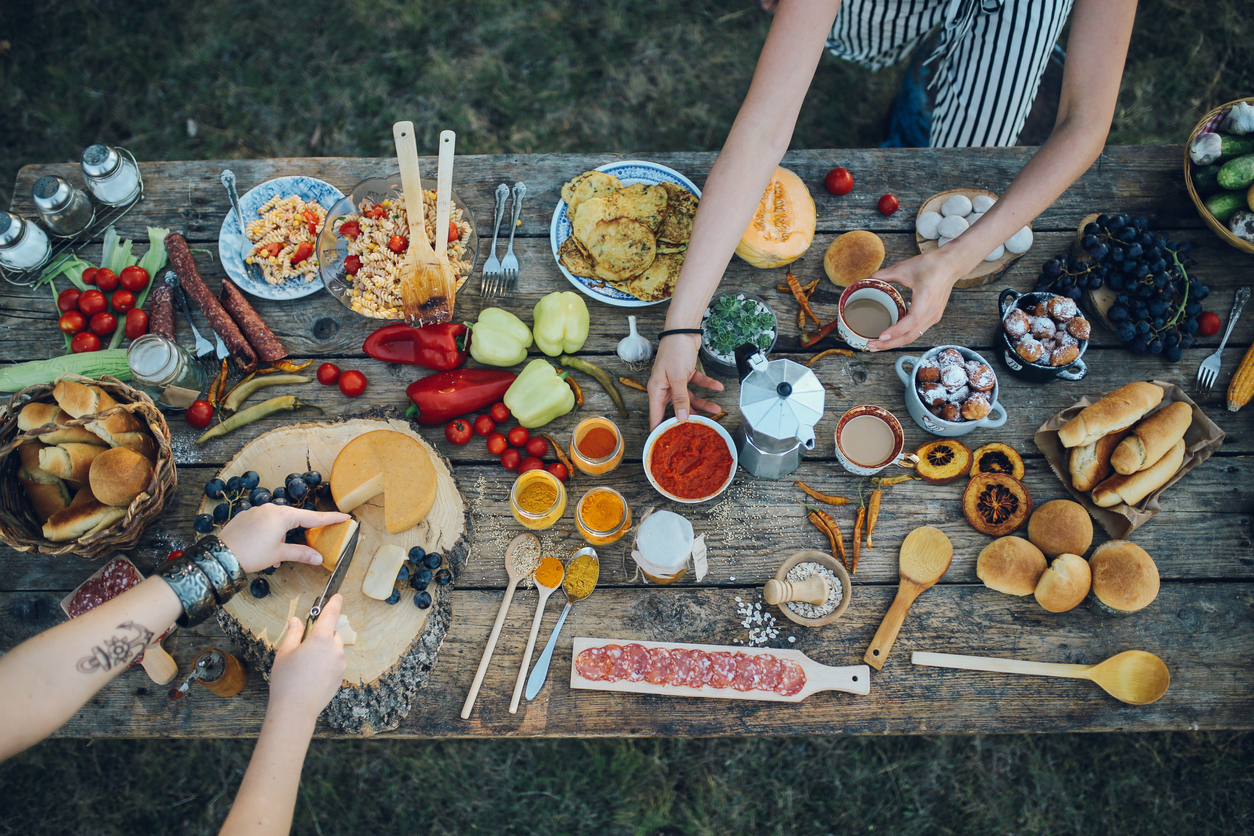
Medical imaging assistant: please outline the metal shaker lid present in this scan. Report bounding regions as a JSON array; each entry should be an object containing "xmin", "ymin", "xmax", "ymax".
[
  {"xmin": 32, "ymin": 176, "xmax": 75, "ymax": 213},
  {"xmin": 81, "ymin": 144, "xmax": 121, "ymax": 178},
  {"xmin": 738, "ymin": 351, "xmax": 826, "ymax": 446},
  {"xmin": 0, "ymin": 212, "xmax": 25, "ymax": 248}
]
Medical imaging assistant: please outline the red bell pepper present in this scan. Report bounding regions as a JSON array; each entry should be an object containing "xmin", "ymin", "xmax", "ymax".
[
  {"xmin": 405, "ymin": 368, "xmax": 517, "ymax": 426},
  {"xmin": 364, "ymin": 322, "xmax": 470, "ymax": 371}
]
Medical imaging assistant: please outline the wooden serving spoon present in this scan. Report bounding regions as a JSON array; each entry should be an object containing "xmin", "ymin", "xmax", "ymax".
[
  {"xmin": 912, "ymin": 650, "xmax": 1171, "ymax": 706},
  {"xmin": 864, "ymin": 526, "xmax": 952, "ymax": 670},
  {"xmin": 392, "ymin": 121, "xmax": 453, "ymax": 326},
  {"xmin": 509, "ymin": 558, "xmax": 564, "ymax": 714},
  {"xmin": 461, "ymin": 533, "xmax": 536, "ymax": 720}
]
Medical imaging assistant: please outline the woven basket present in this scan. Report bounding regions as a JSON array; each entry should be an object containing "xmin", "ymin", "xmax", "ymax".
[
  {"xmin": 0, "ymin": 374, "xmax": 177, "ymax": 560},
  {"xmin": 1184, "ymin": 98, "xmax": 1254, "ymax": 256}
]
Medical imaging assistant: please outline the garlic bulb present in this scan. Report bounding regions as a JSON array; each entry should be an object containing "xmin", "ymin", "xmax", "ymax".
[
  {"xmin": 1190, "ymin": 132, "xmax": 1223, "ymax": 165},
  {"xmin": 1223, "ymin": 102, "xmax": 1254, "ymax": 136},
  {"xmin": 617, "ymin": 315, "xmax": 653, "ymax": 364}
]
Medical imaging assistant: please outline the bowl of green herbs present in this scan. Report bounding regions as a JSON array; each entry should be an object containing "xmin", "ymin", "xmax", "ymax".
[{"xmin": 700, "ymin": 291, "xmax": 777, "ymax": 375}]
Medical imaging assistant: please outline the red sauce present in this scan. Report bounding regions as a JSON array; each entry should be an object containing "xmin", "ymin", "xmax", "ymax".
[{"xmin": 650, "ymin": 422, "xmax": 733, "ymax": 499}]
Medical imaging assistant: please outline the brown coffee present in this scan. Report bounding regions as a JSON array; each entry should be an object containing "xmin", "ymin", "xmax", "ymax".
[
  {"xmin": 844, "ymin": 297, "xmax": 894, "ymax": 338},
  {"xmin": 841, "ymin": 414, "xmax": 897, "ymax": 467}
]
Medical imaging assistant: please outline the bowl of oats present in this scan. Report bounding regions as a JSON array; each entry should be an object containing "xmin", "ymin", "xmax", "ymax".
[{"xmin": 317, "ymin": 174, "xmax": 478, "ymax": 319}]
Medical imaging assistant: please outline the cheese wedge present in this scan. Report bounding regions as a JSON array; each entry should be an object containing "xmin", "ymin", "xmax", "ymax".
[
  {"xmin": 330, "ymin": 430, "xmax": 437, "ymax": 534},
  {"xmin": 335, "ymin": 614, "xmax": 357, "ymax": 645},
  {"xmin": 362, "ymin": 543, "xmax": 408, "ymax": 600},
  {"xmin": 304, "ymin": 518, "xmax": 359, "ymax": 572}
]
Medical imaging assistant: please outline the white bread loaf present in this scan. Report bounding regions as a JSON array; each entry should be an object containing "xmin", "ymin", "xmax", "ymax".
[
  {"xmin": 1068, "ymin": 428, "xmax": 1131, "ymax": 493},
  {"xmin": 1091, "ymin": 439, "xmax": 1185, "ymax": 508},
  {"xmin": 1057, "ymin": 382, "xmax": 1164, "ymax": 448},
  {"xmin": 1110, "ymin": 401, "xmax": 1192, "ymax": 475}
]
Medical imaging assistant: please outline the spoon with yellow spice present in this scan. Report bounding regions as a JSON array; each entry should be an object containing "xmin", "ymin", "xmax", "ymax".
[
  {"xmin": 525, "ymin": 547, "xmax": 599, "ymax": 701},
  {"xmin": 509, "ymin": 555, "xmax": 565, "ymax": 714}
]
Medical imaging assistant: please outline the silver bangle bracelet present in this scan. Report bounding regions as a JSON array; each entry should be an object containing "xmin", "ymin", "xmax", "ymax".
[
  {"xmin": 156, "ymin": 555, "xmax": 218, "ymax": 627},
  {"xmin": 186, "ymin": 536, "xmax": 245, "ymax": 603}
]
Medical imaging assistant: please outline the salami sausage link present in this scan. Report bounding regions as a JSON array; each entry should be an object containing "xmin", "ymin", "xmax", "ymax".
[
  {"xmin": 164, "ymin": 232, "xmax": 257, "ymax": 372},
  {"xmin": 145, "ymin": 284, "xmax": 176, "ymax": 341},
  {"xmin": 219, "ymin": 279, "xmax": 287, "ymax": 362}
]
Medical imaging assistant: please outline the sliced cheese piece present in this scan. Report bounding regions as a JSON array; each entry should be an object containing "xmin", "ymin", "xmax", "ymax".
[
  {"xmin": 335, "ymin": 614, "xmax": 357, "ymax": 645},
  {"xmin": 362, "ymin": 543, "xmax": 407, "ymax": 600},
  {"xmin": 304, "ymin": 518, "xmax": 359, "ymax": 573},
  {"xmin": 330, "ymin": 430, "xmax": 437, "ymax": 534}
]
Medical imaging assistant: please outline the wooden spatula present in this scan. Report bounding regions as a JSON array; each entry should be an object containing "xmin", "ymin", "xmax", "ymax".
[
  {"xmin": 864, "ymin": 526, "xmax": 952, "ymax": 670},
  {"xmin": 392, "ymin": 121, "xmax": 453, "ymax": 326}
]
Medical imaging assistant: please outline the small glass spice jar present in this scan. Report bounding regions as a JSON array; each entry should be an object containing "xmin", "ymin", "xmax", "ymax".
[
  {"xmin": 0, "ymin": 211, "xmax": 52, "ymax": 272},
  {"xmin": 574, "ymin": 487, "xmax": 632, "ymax": 546},
  {"xmin": 569, "ymin": 416, "xmax": 624, "ymax": 475},
  {"xmin": 81, "ymin": 144, "xmax": 142, "ymax": 206},
  {"xmin": 509, "ymin": 469, "xmax": 567, "ymax": 531},
  {"xmin": 127, "ymin": 334, "xmax": 208, "ymax": 411},
  {"xmin": 32, "ymin": 175, "xmax": 95, "ymax": 238}
]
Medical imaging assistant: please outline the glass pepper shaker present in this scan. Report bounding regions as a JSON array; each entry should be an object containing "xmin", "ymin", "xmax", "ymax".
[
  {"xmin": 0, "ymin": 211, "xmax": 52, "ymax": 272},
  {"xmin": 127, "ymin": 333, "xmax": 208, "ymax": 411},
  {"xmin": 81, "ymin": 144, "xmax": 142, "ymax": 206},
  {"xmin": 32, "ymin": 175, "xmax": 96, "ymax": 238}
]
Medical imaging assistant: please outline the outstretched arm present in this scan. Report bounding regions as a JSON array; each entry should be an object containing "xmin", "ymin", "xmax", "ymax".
[{"xmin": 867, "ymin": 0, "xmax": 1138, "ymax": 350}]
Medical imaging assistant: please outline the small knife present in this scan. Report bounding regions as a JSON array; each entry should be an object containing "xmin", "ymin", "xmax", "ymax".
[{"xmin": 304, "ymin": 523, "xmax": 361, "ymax": 639}]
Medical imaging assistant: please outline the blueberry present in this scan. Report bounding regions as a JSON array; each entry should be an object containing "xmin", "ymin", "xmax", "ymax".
[
  {"xmin": 1165, "ymin": 345, "xmax": 1184, "ymax": 362},
  {"xmin": 250, "ymin": 487, "xmax": 272, "ymax": 505},
  {"xmin": 193, "ymin": 514, "xmax": 215, "ymax": 534},
  {"xmin": 434, "ymin": 569, "xmax": 452, "ymax": 586},
  {"xmin": 286, "ymin": 472, "xmax": 304, "ymax": 486},
  {"xmin": 261, "ymin": 566, "xmax": 277, "ymax": 575},
  {"xmin": 213, "ymin": 502, "xmax": 231, "ymax": 522},
  {"xmin": 226, "ymin": 475, "xmax": 243, "ymax": 493},
  {"xmin": 303, "ymin": 471, "xmax": 322, "ymax": 486},
  {"xmin": 284, "ymin": 527, "xmax": 307, "ymax": 544},
  {"xmin": 272, "ymin": 497, "xmax": 290, "ymax": 506},
  {"xmin": 396, "ymin": 564, "xmax": 410, "ymax": 583},
  {"xmin": 315, "ymin": 481, "xmax": 332, "ymax": 500},
  {"xmin": 232, "ymin": 500, "xmax": 252, "ymax": 517},
  {"xmin": 416, "ymin": 567, "xmax": 434, "ymax": 586},
  {"xmin": 414, "ymin": 590, "xmax": 432, "ymax": 609},
  {"xmin": 272, "ymin": 486, "xmax": 288, "ymax": 501},
  {"xmin": 250, "ymin": 577, "xmax": 270, "ymax": 598},
  {"xmin": 205, "ymin": 478, "xmax": 227, "ymax": 499},
  {"xmin": 424, "ymin": 551, "xmax": 443, "ymax": 570},
  {"xmin": 408, "ymin": 546, "xmax": 426, "ymax": 562},
  {"xmin": 385, "ymin": 590, "xmax": 401, "ymax": 605},
  {"xmin": 286, "ymin": 479, "xmax": 309, "ymax": 500},
  {"xmin": 241, "ymin": 471, "xmax": 261, "ymax": 491}
]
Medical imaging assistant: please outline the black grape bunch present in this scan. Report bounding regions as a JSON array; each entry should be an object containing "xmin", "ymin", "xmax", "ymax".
[{"xmin": 1034, "ymin": 214, "xmax": 1208, "ymax": 362}]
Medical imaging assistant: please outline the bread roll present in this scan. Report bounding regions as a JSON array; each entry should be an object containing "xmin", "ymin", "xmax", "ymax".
[
  {"xmin": 1111, "ymin": 401, "xmax": 1192, "ymax": 475},
  {"xmin": 89, "ymin": 446, "xmax": 155, "ymax": 507},
  {"xmin": 52, "ymin": 380, "xmax": 117, "ymax": 417},
  {"xmin": 1057, "ymin": 382, "xmax": 1164, "ymax": 448},
  {"xmin": 18, "ymin": 402, "xmax": 104, "ymax": 446},
  {"xmin": 16, "ymin": 442, "xmax": 71, "ymax": 523},
  {"xmin": 1091, "ymin": 439, "xmax": 1185, "ymax": 508},
  {"xmin": 976, "ymin": 536, "xmax": 1047, "ymax": 596},
  {"xmin": 824, "ymin": 230, "xmax": 885, "ymax": 287},
  {"xmin": 41, "ymin": 492, "xmax": 127, "ymax": 541},
  {"xmin": 1027, "ymin": 499, "xmax": 1093, "ymax": 558},
  {"xmin": 1034, "ymin": 553, "xmax": 1092, "ymax": 613},
  {"xmin": 16, "ymin": 440, "xmax": 46, "ymax": 473},
  {"xmin": 1068, "ymin": 428, "xmax": 1130, "ymax": 492},
  {"xmin": 89, "ymin": 426, "xmax": 156, "ymax": 460},
  {"xmin": 1089, "ymin": 540, "xmax": 1159, "ymax": 614},
  {"xmin": 38, "ymin": 443, "xmax": 105, "ymax": 483}
]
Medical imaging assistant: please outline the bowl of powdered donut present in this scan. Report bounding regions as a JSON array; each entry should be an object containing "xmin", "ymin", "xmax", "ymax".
[
  {"xmin": 895, "ymin": 345, "xmax": 1008, "ymax": 437},
  {"xmin": 996, "ymin": 289, "xmax": 1091, "ymax": 383}
]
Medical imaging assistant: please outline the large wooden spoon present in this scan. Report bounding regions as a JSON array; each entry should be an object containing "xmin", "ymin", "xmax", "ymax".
[
  {"xmin": 509, "ymin": 557, "xmax": 564, "ymax": 714},
  {"xmin": 864, "ymin": 526, "xmax": 952, "ymax": 670},
  {"xmin": 461, "ymin": 533, "xmax": 535, "ymax": 720},
  {"xmin": 912, "ymin": 650, "xmax": 1170, "ymax": 706},
  {"xmin": 392, "ymin": 121, "xmax": 453, "ymax": 326}
]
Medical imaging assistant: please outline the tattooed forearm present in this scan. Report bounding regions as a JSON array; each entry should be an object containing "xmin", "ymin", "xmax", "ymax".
[{"xmin": 76, "ymin": 622, "xmax": 154, "ymax": 674}]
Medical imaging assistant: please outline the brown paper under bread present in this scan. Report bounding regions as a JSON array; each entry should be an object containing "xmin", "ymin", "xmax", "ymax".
[
  {"xmin": 1057, "ymin": 381, "xmax": 1164, "ymax": 448},
  {"xmin": 1069, "ymin": 428, "xmax": 1131, "ymax": 493},
  {"xmin": 1092, "ymin": 439, "xmax": 1185, "ymax": 508},
  {"xmin": 1111, "ymin": 401, "xmax": 1193, "ymax": 475}
]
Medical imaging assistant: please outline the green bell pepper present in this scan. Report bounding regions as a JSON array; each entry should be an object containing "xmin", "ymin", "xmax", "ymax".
[
  {"xmin": 504, "ymin": 359, "xmax": 576, "ymax": 428},
  {"xmin": 532, "ymin": 291, "xmax": 590, "ymax": 356},
  {"xmin": 469, "ymin": 308, "xmax": 532, "ymax": 367}
]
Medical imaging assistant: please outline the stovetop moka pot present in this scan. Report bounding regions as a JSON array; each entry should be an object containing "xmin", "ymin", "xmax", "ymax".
[{"xmin": 732, "ymin": 343, "xmax": 826, "ymax": 479}]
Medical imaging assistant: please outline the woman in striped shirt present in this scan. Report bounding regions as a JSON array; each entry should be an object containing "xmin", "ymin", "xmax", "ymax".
[{"xmin": 648, "ymin": 0, "xmax": 1137, "ymax": 429}]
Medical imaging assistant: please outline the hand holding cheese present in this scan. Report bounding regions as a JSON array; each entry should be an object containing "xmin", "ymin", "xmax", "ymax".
[{"xmin": 217, "ymin": 503, "xmax": 352, "ymax": 572}]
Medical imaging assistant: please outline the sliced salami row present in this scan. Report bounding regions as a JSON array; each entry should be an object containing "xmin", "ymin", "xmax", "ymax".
[{"xmin": 575, "ymin": 644, "xmax": 806, "ymax": 697}]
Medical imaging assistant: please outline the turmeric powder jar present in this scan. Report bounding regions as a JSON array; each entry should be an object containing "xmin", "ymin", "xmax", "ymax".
[
  {"xmin": 509, "ymin": 470, "xmax": 566, "ymax": 530},
  {"xmin": 569, "ymin": 417, "xmax": 624, "ymax": 475},
  {"xmin": 575, "ymin": 487, "xmax": 631, "ymax": 546}
]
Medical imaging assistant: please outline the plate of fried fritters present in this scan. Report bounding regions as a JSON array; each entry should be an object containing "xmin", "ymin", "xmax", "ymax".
[{"xmin": 551, "ymin": 161, "xmax": 701, "ymax": 307}]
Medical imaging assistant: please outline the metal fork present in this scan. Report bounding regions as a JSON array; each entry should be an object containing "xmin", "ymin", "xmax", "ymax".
[
  {"xmin": 500, "ymin": 182, "xmax": 527, "ymax": 292},
  {"xmin": 480, "ymin": 183, "xmax": 510, "ymax": 296},
  {"xmin": 220, "ymin": 170, "xmax": 266, "ymax": 288},
  {"xmin": 165, "ymin": 271, "xmax": 214, "ymax": 358},
  {"xmin": 1196, "ymin": 286, "xmax": 1249, "ymax": 393}
]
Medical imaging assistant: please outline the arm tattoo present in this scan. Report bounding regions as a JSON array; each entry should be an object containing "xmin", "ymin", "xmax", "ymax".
[{"xmin": 76, "ymin": 622, "xmax": 155, "ymax": 674}]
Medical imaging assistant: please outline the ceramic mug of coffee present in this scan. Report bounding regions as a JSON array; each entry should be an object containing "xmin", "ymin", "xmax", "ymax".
[
  {"xmin": 837, "ymin": 279, "xmax": 908, "ymax": 350},
  {"xmin": 833, "ymin": 405, "xmax": 918, "ymax": 476}
]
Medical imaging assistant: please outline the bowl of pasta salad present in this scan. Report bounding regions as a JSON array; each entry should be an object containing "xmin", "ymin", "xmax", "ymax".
[{"xmin": 317, "ymin": 175, "xmax": 478, "ymax": 319}]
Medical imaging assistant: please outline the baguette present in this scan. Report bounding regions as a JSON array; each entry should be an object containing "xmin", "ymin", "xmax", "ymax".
[
  {"xmin": 17, "ymin": 403, "xmax": 104, "ymax": 446},
  {"xmin": 1091, "ymin": 439, "xmax": 1185, "ymax": 508},
  {"xmin": 38, "ymin": 443, "xmax": 105, "ymax": 483},
  {"xmin": 1068, "ymin": 428, "xmax": 1131, "ymax": 493},
  {"xmin": 1110, "ymin": 401, "xmax": 1192, "ymax": 475},
  {"xmin": 1058, "ymin": 382, "xmax": 1164, "ymax": 448}
]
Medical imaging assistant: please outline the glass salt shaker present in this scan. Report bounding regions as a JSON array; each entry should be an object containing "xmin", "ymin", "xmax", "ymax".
[
  {"xmin": 32, "ymin": 176, "xmax": 96, "ymax": 238},
  {"xmin": 0, "ymin": 211, "xmax": 52, "ymax": 272},
  {"xmin": 127, "ymin": 334, "xmax": 207, "ymax": 412},
  {"xmin": 81, "ymin": 144, "xmax": 142, "ymax": 206}
]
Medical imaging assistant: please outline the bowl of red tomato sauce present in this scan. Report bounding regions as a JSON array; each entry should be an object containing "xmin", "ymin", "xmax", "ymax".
[{"xmin": 643, "ymin": 416, "xmax": 738, "ymax": 503}]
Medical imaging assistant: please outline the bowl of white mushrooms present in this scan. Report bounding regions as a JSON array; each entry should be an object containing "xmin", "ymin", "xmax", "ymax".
[{"xmin": 915, "ymin": 189, "xmax": 1034, "ymax": 288}]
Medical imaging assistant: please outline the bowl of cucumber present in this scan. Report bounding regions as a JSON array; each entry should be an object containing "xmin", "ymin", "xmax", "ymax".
[{"xmin": 1185, "ymin": 98, "xmax": 1254, "ymax": 255}]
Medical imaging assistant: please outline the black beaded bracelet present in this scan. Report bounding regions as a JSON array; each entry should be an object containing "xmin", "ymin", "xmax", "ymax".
[
  {"xmin": 187, "ymin": 535, "xmax": 246, "ymax": 602},
  {"xmin": 156, "ymin": 555, "xmax": 218, "ymax": 627},
  {"xmin": 658, "ymin": 328, "xmax": 703, "ymax": 340}
]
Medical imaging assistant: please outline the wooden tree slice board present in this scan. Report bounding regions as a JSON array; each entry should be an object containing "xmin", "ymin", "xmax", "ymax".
[
  {"xmin": 916, "ymin": 189, "xmax": 1027, "ymax": 288},
  {"xmin": 206, "ymin": 415, "xmax": 469, "ymax": 734}
]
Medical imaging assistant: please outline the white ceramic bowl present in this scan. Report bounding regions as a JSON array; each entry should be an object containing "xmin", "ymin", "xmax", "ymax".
[{"xmin": 642, "ymin": 416, "xmax": 738, "ymax": 504}]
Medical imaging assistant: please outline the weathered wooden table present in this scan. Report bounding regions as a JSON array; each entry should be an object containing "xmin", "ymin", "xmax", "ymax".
[{"xmin": 3, "ymin": 148, "xmax": 1252, "ymax": 737}]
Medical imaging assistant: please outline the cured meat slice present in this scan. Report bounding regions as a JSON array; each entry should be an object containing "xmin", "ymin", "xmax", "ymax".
[
  {"xmin": 604, "ymin": 644, "xmax": 628, "ymax": 682},
  {"xmin": 575, "ymin": 648, "xmax": 610, "ymax": 681},
  {"xmin": 686, "ymin": 650, "xmax": 712, "ymax": 688},
  {"xmin": 708, "ymin": 652, "xmax": 736, "ymax": 689},
  {"xmin": 644, "ymin": 648, "xmax": 675, "ymax": 685},
  {"xmin": 623, "ymin": 644, "xmax": 650, "ymax": 682},
  {"xmin": 777, "ymin": 659, "xmax": 807, "ymax": 697},
  {"xmin": 756, "ymin": 654, "xmax": 783, "ymax": 692},
  {"xmin": 733, "ymin": 654, "xmax": 760, "ymax": 692},
  {"xmin": 671, "ymin": 649, "xmax": 695, "ymax": 687}
]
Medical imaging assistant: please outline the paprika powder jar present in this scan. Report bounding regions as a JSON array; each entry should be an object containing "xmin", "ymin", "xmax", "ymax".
[
  {"xmin": 509, "ymin": 469, "xmax": 566, "ymax": 530},
  {"xmin": 569, "ymin": 416, "xmax": 624, "ymax": 475},
  {"xmin": 574, "ymin": 487, "xmax": 631, "ymax": 546}
]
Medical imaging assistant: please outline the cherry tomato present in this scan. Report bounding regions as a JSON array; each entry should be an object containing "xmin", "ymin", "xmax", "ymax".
[
  {"xmin": 445, "ymin": 418, "xmax": 473, "ymax": 446},
  {"xmin": 448, "ymin": 220, "xmax": 460, "ymax": 243},
  {"xmin": 78, "ymin": 289, "xmax": 107, "ymax": 318},
  {"xmin": 825, "ymin": 167, "xmax": 853, "ymax": 195},
  {"xmin": 525, "ymin": 437, "xmax": 548, "ymax": 458},
  {"xmin": 507, "ymin": 426, "xmax": 530, "ymax": 448},
  {"xmin": 89, "ymin": 311, "xmax": 117, "ymax": 337},
  {"xmin": 1197, "ymin": 311, "xmax": 1221, "ymax": 337},
  {"xmin": 486, "ymin": 432, "xmax": 508, "ymax": 456},
  {"xmin": 343, "ymin": 254, "xmax": 362, "ymax": 275},
  {"xmin": 489, "ymin": 401, "xmax": 511, "ymax": 423},
  {"xmin": 70, "ymin": 331, "xmax": 101, "ymax": 353},
  {"xmin": 387, "ymin": 235, "xmax": 408, "ymax": 254},
  {"xmin": 124, "ymin": 308, "xmax": 149, "ymax": 340},
  {"xmin": 57, "ymin": 288, "xmax": 81, "ymax": 313},
  {"xmin": 473, "ymin": 414, "xmax": 496, "ymax": 436},
  {"xmin": 119, "ymin": 265, "xmax": 150, "ymax": 292},
  {"xmin": 317, "ymin": 363, "xmax": 341, "ymax": 385},
  {"xmin": 365, "ymin": 204, "xmax": 387, "ymax": 220},
  {"xmin": 80, "ymin": 267, "xmax": 98, "ymax": 286},
  {"xmin": 290, "ymin": 242, "xmax": 314, "ymax": 265},
  {"xmin": 878, "ymin": 194, "xmax": 899, "ymax": 215},
  {"xmin": 338, "ymin": 220, "xmax": 362, "ymax": 238},
  {"xmin": 546, "ymin": 462, "xmax": 569, "ymax": 482},
  {"xmin": 338, "ymin": 369, "xmax": 367, "ymax": 397},
  {"xmin": 500, "ymin": 448, "xmax": 521, "ymax": 471},
  {"xmin": 59, "ymin": 311, "xmax": 87, "ymax": 334},
  {"xmin": 302, "ymin": 209, "xmax": 320, "ymax": 237},
  {"xmin": 111, "ymin": 288, "xmax": 136, "ymax": 313},
  {"xmin": 518, "ymin": 456, "xmax": 544, "ymax": 474},
  {"xmin": 261, "ymin": 242, "xmax": 283, "ymax": 258},
  {"xmin": 94, "ymin": 268, "xmax": 119, "ymax": 291},
  {"xmin": 185, "ymin": 400, "xmax": 214, "ymax": 429}
]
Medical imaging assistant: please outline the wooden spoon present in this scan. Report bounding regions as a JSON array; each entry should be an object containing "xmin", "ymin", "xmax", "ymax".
[
  {"xmin": 864, "ymin": 526, "xmax": 952, "ymax": 670},
  {"xmin": 509, "ymin": 557, "xmax": 564, "ymax": 714},
  {"xmin": 392, "ymin": 121, "xmax": 453, "ymax": 326},
  {"xmin": 912, "ymin": 650, "xmax": 1170, "ymax": 706},
  {"xmin": 460, "ymin": 533, "xmax": 535, "ymax": 720}
]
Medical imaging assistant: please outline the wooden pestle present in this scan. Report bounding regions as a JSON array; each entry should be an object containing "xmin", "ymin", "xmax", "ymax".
[{"xmin": 764, "ymin": 576, "xmax": 830, "ymax": 606}]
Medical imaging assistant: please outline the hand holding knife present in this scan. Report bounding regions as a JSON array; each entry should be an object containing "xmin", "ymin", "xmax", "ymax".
[{"xmin": 304, "ymin": 523, "xmax": 361, "ymax": 638}]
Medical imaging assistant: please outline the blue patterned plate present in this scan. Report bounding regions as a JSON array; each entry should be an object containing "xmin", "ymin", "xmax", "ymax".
[
  {"xmin": 549, "ymin": 160, "xmax": 701, "ymax": 307},
  {"xmin": 218, "ymin": 176, "xmax": 345, "ymax": 301}
]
